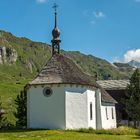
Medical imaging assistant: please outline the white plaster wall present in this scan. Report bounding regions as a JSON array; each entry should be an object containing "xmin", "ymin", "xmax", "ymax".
[
  {"xmin": 87, "ymin": 90, "xmax": 96, "ymax": 129},
  {"xmin": 27, "ymin": 85, "xmax": 65, "ymax": 129},
  {"xmin": 65, "ymin": 86, "xmax": 88, "ymax": 129},
  {"xmin": 95, "ymin": 90, "xmax": 102, "ymax": 129},
  {"xmin": 101, "ymin": 103, "xmax": 117, "ymax": 129}
]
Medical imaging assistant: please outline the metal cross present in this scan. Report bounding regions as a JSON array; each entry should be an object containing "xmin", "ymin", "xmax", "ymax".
[{"xmin": 52, "ymin": 3, "xmax": 58, "ymax": 13}]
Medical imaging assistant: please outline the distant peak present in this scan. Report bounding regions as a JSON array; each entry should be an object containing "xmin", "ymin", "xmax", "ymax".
[{"xmin": 128, "ymin": 60, "xmax": 140, "ymax": 68}]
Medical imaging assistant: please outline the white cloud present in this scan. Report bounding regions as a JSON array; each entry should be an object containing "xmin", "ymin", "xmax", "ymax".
[
  {"xmin": 36, "ymin": 0, "xmax": 47, "ymax": 3},
  {"xmin": 93, "ymin": 11, "xmax": 105, "ymax": 18},
  {"xmin": 124, "ymin": 49, "xmax": 140, "ymax": 62},
  {"xmin": 83, "ymin": 10, "xmax": 106, "ymax": 25}
]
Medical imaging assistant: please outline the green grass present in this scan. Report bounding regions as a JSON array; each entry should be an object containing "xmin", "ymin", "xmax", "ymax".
[
  {"xmin": 0, "ymin": 129, "xmax": 140, "ymax": 140},
  {"xmin": 77, "ymin": 126, "xmax": 139, "ymax": 135},
  {"xmin": 0, "ymin": 79, "xmax": 31, "ymax": 105}
]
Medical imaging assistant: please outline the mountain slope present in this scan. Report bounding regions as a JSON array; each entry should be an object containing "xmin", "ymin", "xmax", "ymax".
[
  {"xmin": 64, "ymin": 52, "xmax": 130, "ymax": 80},
  {"xmin": 113, "ymin": 62, "xmax": 134, "ymax": 74}
]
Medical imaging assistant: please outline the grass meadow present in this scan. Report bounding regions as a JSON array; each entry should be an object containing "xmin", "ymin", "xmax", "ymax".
[{"xmin": 0, "ymin": 127, "xmax": 140, "ymax": 140}]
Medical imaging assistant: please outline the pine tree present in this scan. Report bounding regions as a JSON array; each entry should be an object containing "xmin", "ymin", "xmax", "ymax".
[
  {"xmin": 124, "ymin": 69, "xmax": 140, "ymax": 127},
  {"xmin": 14, "ymin": 90, "xmax": 27, "ymax": 128}
]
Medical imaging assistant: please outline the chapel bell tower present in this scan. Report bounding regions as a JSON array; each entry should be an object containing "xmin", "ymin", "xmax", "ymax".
[{"xmin": 51, "ymin": 3, "xmax": 61, "ymax": 55}]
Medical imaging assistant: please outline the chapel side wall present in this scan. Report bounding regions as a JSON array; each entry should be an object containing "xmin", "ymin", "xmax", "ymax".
[
  {"xmin": 87, "ymin": 89, "xmax": 96, "ymax": 129},
  {"xmin": 95, "ymin": 90, "xmax": 102, "ymax": 129},
  {"xmin": 65, "ymin": 86, "xmax": 88, "ymax": 129},
  {"xmin": 101, "ymin": 103, "xmax": 117, "ymax": 129},
  {"xmin": 27, "ymin": 85, "xmax": 65, "ymax": 129}
]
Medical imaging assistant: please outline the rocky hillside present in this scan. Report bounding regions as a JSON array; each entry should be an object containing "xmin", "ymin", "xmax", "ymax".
[
  {"xmin": 0, "ymin": 30, "xmax": 132, "ymax": 82},
  {"xmin": 0, "ymin": 30, "xmax": 52, "ymax": 80},
  {"xmin": 0, "ymin": 46, "xmax": 17, "ymax": 64}
]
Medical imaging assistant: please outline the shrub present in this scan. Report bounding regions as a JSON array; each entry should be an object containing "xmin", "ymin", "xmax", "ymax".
[{"xmin": 14, "ymin": 90, "xmax": 27, "ymax": 128}]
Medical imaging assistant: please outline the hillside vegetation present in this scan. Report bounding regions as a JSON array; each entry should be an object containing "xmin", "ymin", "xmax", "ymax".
[{"xmin": 0, "ymin": 30, "xmax": 133, "ymax": 125}]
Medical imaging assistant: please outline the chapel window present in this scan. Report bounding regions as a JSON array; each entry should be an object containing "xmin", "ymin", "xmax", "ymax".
[
  {"xmin": 43, "ymin": 87, "xmax": 53, "ymax": 97},
  {"xmin": 105, "ymin": 107, "xmax": 109, "ymax": 120},
  {"xmin": 90, "ymin": 102, "xmax": 93, "ymax": 120},
  {"xmin": 112, "ymin": 108, "xmax": 114, "ymax": 119}
]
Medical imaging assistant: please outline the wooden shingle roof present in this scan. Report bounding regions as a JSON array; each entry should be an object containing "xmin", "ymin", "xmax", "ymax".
[
  {"xmin": 30, "ymin": 54, "xmax": 98, "ymax": 86},
  {"xmin": 29, "ymin": 54, "xmax": 116, "ymax": 103},
  {"xmin": 97, "ymin": 80, "xmax": 129, "ymax": 90}
]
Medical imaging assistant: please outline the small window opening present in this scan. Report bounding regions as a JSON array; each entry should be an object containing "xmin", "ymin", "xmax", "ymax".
[
  {"xmin": 43, "ymin": 87, "xmax": 53, "ymax": 97},
  {"xmin": 112, "ymin": 108, "xmax": 114, "ymax": 119},
  {"xmin": 90, "ymin": 102, "xmax": 93, "ymax": 120},
  {"xmin": 105, "ymin": 107, "xmax": 109, "ymax": 120}
]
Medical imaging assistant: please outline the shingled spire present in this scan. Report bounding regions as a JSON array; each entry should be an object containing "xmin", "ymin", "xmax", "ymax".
[{"xmin": 51, "ymin": 3, "xmax": 61, "ymax": 55}]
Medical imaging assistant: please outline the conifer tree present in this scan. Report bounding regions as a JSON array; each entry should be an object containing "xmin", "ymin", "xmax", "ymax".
[
  {"xmin": 124, "ymin": 69, "xmax": 140, "ymax": 127},
  {"xmin": 14, "ymin": 90, "xmax": 27, "ymax": 128}
]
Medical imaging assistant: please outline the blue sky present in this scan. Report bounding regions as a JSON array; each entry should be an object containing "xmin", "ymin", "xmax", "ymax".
[{"xmin": 0, "ymin": 0, "xmax": 140, "ymax": 62}]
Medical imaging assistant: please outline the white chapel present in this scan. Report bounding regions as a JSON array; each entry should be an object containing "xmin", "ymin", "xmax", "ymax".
[{"xmin": 26, "ymin": 5, "xmax": 117, "ymax": 130}]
